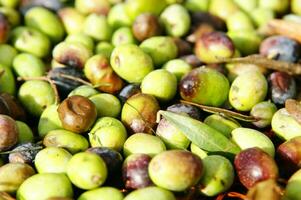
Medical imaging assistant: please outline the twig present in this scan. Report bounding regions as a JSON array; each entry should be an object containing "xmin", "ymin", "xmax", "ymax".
[
  {"xmin": 180, "ymin": 100, "xmax": 258, "ymax": 122},
  {"xmin": 0, "ymin": 146, "xmax": 43, "ymax": 155},
  {"xmin": 216, "ymin": 55, "xmax": 301, "ymax": 75}
]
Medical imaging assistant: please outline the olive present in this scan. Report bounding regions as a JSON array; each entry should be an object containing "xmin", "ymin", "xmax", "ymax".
[
  {"xmin": 172, "ymin": 38, "xmax": 192, "ymax": 56},
  {"xmin": 277, "ymin": 136, "xmax": 301, "ymax": 172},
  {"xmin": 124, "ymin": 186, "xmax": 176, "ymax": 200},
  {"xmin": 0, "ymin": 44, "xmax": 17, "ymax": 67},
  {"xmin": 9, "ymin": 142, "xmax": 41, "ymax": 164},
  {"xmin": 234, "ymin": 147, "xmax": 279, "ymax": 189},
  {"xmin": 132, "ymin": 13, "xmax": 162, "ymax": 42},
  {"xmin": 0, "ymin": 163, "xmax": 35, "ymax": 193},
  {"xmin": 118, "ymin": 84, "xmax": 141, "ymax": 104},
  {"xmin": 107, "ymin": 3, "xmax": 131, "ymax": 30},
  {"xmin": 167, "ymin": 103, "xmax": 201, "ymax": 120},
  {"xmin": 292, "ymin": 0, "xmax": 301, "ymax": 15},
  {"xmin": 12, "ymin": 53, "xmax": 46, "ymax": 78},
  {"xmin": 11, "ymin": 26, "xmax": 50, "ymax": 58},
  {"xmin": 0, "ymin": 93, "xmax": 25, "ymax": 121},
  {"xmin": 43, "ymin": 129, "xmax": 89, "ymax": 154},
  {"xmin": 195, "ymin": 31, "xmax": 235, "ymax": 64},
  {"xmin": 141, "ymin": 69, "xmax": 177, "ymax": 102},
  {"xmin": 0, "ymin": 13, "xmax": 9, "ymax": 44},
  {"xmin": 204, "ymin": 114, "xmax": 240, "ymax": 138},
  {"xmin": 48, "ymin": 66, "xmax": 85, "ymax": 98},
  {"xmin": 86, "ymin": 147, "xmax": 123, "ymax": 174},
  {"xmin": 89, "ymin": 117, "xmax": 127, "ymax": 152},
  {"xmin": 226, "ymin": 11, "xmax": 254, "ymax": 32},
  {"xmin": 0, "ymin": 65, "xmax": 15, "ymax": 95},
  {"xmin": 268, "ymin": 72, "xmax": 296, "ymax": 105},
  {"xmin": 180, "ymin": 54, "xmax": 202, "ymax": 68},
  {"xmin": 95, "ymin": 42, "xmax": 114, "ymax": 58},
  {"xmin": 84, "ymin": 54, "xmax": 124, "ymax": 94},
  {"xmin": 231, "ymin": 128, "xmax": 275, "ymax": 157},
  {"xmin": 260, "ymin": 36, "xmax": 301, "ymax": 63},
  {"xmin": 35, "ymin": 147, "xmax": 72, "ymax": 173},
  {"xmin": 0, "ymin": 0, "xmax": 19, "ymax": 8},
  {"xmin": 112, "ymin": 27, "xmax": 137, "ymax": 46},
  {"xmin": 135, "ymin": 36, "xmax": 172, "ymax": 68},
  {"xmin": 25, "ymin": 6, "xmax": 65, "ymax": 43},
  {"xmin": 0, "ymin": 115, "xmax": 18, "ymax": 151},
  {"xmin": 17, "ymin": 173, "xmax": 73, "ymax": 200},
  {"xmin": 66, "ymin": 152, "xmax": 108, "ymax": 190},
  {"xmin": 52, "ymin": 41, "xmax": 93, "ymax": 69},
  {"xmin": 18, "ymin": 80, "xmax": 56, "ymax": 117},
  {"xmin": 229, "ymin": 72, "xmax": 268, "ymax": 111},
  {"xmin": 121, "ymin": 93, "xmax": 159, "ymax": 134},
  {"xmin": 180, "ymin": 67, "xmax": 230, "ymax": 107},
  {"xmin": 0, "ymin": 7, "xmax": 20, "ymax": 27},
  {"xmin": 89, "ymin": 93, "xmax": 121, "ymax": 118},
  {"xmin": 272, "ymin": 108, "xmax": 301, "ymax": 140},
  {"xmin": 122, "ymin": 153, "xmax": 153, "ymax": 189},
  {"xmin": 123, "ymin": 133, "xmax": 166, "ymax": 157},
  {"xmin": 250, "ymin": 101, "xmax": 277, "ymax": 128},
  {"xmin": 15, "ymin": 121, "xmax": 33, "ymax": 144},
  {"xmin": 149, "ymin": 150, "xmax": 203, "ymax": 191},
  {"xmin": 78, "ymin": 187, "xmax": 124, "ymax": 200},
  {"xmin": 65, "ymin": 33, "xmax": 94, "ymax": 52},
  {"xmin": 258, "ymin": 0, "xmax": 289, "ymax": 14},
  {"xmin": 125, "ymin": 0, "xmax": 167, "ymax": 21},
  {"xmin": 58, "ymin": 7, "xmax": 85, "ymax": 35},
  {"xmin": 209, "ymin": 0, "xmax": 239, "ymax": 20},
  {"xmin": 110, "ymin": 44, "xmax": 154, "ymax": 83},
  {"xmin": 75, "ymin": 0, "xmax": 111, "ymax": 16},
  {"xmin": 184, "ymin": 0, "xmax": 209, "ymax": 12},
  {"xmin": 19, "ymin": 0, "xmax": 62, "ymax": 14},
  {"xmin": 251, "ymin": 8, "xmax": 275, "ymax": 27},
  {"xmin": 84, "ymin": 14, "xmax": 112, "ymax": 42},
  {"xmin": 57, "ymin": 95, "xmax": 97, "ymax": 133},
  {"xmin": 197, "ymin": 155, "xmax": 234, "ymax": 196},
  {"xmin": 38, "ymin": 104, "xmax": 63, "ymax": 138},
  {"xmin": 68, "ymin": 85, "xmax": 99, "ymax": 98},
  {"xmin": 159, "ymin": 4, "xmax": 190, "ymax": 37},
  {"xmin": 246, "ymin": 179, "xmax": 282, "ymax": 200},
  {"xmin": 163, "ymin": 59, "xmax": 192, "ymax": 81}
]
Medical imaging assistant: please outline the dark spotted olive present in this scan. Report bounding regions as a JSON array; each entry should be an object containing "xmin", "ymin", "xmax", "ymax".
[{"xmin": 0, "ymin": 115, "xmax": 18, "ymax": 151}]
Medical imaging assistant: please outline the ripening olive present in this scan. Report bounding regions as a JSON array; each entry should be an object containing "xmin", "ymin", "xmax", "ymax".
[
  {"xmin": 0, "ymin": 115, "xmax": 18, "ymax": 151},
  {"xmin": 78, "ymin": 187, "xmax": 124, "ymax": 200},
  {"xmin": 57, "ymin": 95, "xmax": 97, "ymax": 133}
]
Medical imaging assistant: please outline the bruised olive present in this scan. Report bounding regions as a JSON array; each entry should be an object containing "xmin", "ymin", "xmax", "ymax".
[
  {"xmin": 149, "ymin": 150, "xmax": 203, "ymax": 191},
  {"xmin": 118, "ymin": 84, "xmax": 141, "ymax": 104},
  {"xmin": 122, "ymin": 153, "xmax": 153, "ymax": 189},
  {"xmin": 260, "ymin": 36, "xmax": 301, "ymax": 63},
  {"xmin": 250, "ymin": 101, "xmax": 277, "ymax": 128},
  {"xmin": 121, "ymin": 93, "xmax": 160, "ymax": 134},
  {"xmin": 84, "ymin": 54, "xmax": 124, "ymax": 94},
  {"xmin": 0, "ymin": 163, "xmax": 35, "ymax": 193},
  {"xmin": 246, "ymin": 179, "xmax": 282, "ymax": 200},
  {"xmin": 167, "ymin": 103, "xmax": 201, "ymax": 120},
  {"xmin": 277, "ymin": 136, "xmax": 301, "ymax": 172},
  {"xmin": 132, "ymin": 13, "xmax": 162, "ymax": 42},
  {"xmin": 58, "ymin": 95, "xmax": 97, "ymax": 133},
  {"xmin": 234, "ymin": 147, "xmax": 279, "ymax": 189},
  {"xmin": 9, "ymin": 143, "xmax": 41, "ymax": 164},
  {"xmin": 0, "ymin": 115, "xmax": 18, "ymax": 151},
  {"xmin": 86, "ymin": 147, "xmax": 123, "ymax": 174},
  {"xmin": 268, "ymin": 72, "xmax": 296, "ymax": 105},
  {"xmin": 49, "ymin": 66, "xmax": 85, "ymax": 98},
  {"xmin": 0, "ymin": 93, "xmax": 25, "ymax": 121},
  {"xmin": 195, "ymin": 31, "xmax": 235, "ymax": 64},
  {"xmin": 180, "ymin": 67, "xmax": 230, "ymax": 107}
]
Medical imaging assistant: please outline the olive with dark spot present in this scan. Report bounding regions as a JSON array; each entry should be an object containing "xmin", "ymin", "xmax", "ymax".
[
  {"xmin": 122, "ymin": 153, "xmax": 153, "ymax": 189},
  {"xmin": 234, "ymin": 147, "xmax": 279, "ymax": 189},
  {"xmin": 118, "ymin": 84, "xmax": 141, "ymax": 104},
  {"xmin": 9, "ymin": 142, "xmax": 41, "ymax": 164},
  {"xmin": 167, "ymin": 103, "xmax": 201, "ymax": 120},
  {"xmin": 57, "ymin": 95, "xmax": 97, "ymax": 134},
  {"xmin": 0, "ymin": 93, "xmax": 25, "ymax": 121}
]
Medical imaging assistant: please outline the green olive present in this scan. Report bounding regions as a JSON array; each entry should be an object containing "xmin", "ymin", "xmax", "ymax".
[
  {"xmin": 258, "ymin": 0, "xmax": 289, "ymax": 14},
  {"xmin": 0, "ymin": 64, "xmax": 16, "ymax": 95},
  {"xmin": 0, "ymin": 0, "xmax": 19, "ymax": 8},
  {"xmin": 107, "ymin": 3, "xmax": 131, "ymax": 30},
  {"xmin": 17, "ymin": 173, "xmax": 73, "ymax": 200},
  {"xmin": 0, "ymin": 7, "xmax": 20, "ymax": 27},
  {"xmin": 43, "ymin": 129, "xmax": 89, "ymax": 154},
  {"xmin": 226, "ymin": 11, "xmax": 254, "ymax": 31},
  {"xmin": 68, "ymin": 85, "xmax": 99, "ymax": 98},
  {"xmin": 250, "ymin": 101, "xmax": 277, "ymax": 128},
  {"xmin": 65, "ymin": 33, "xmax": 94, "ymax": 52},
  {"xmin": 58, "ymin": 8, "xmax": 85, "ymax": 35},
  {"xmin": 184, "ymin": 0, "xmax": 209, "ymax": 12},
  {"xmin": 123, "ymin": 133, "xmax": 166, "ymax": 157},
  {"xmin": 89, "ymin": 93, "xmax": 121, "ymax": 118},
  {"xmin": 95, "ymin": 42, "xmax": 114, "ymax": 58},
  {"xmin": 292, "ymin": 0, "xmax": 301, "ymax": 15},
  {"xmin": 163, "ymin": 59, "xmax": 192, "ymax": 81},
  {"xmin": 112, "ymin": 27, "xmax": 136, "ymax": 46},
  {"xmin": 78, "ymin": 187, "xmax": 124, "ymax": 200},
  {"xmin": 84, "ymin": 14, "xmax": 112, "ymax": 41},
  {"xmin": 66, "ymin": 152, "xmax": 108, "ymax": 190},
  {"xmin": 209, "ymin": 0, "xmax": 239, "ymax": 20},
  {"xmin": 16, "ymin": 121, "xmax": 33, "ymax": 143},
  {"xmin": 0, "ymin": 44, "xmax": 17, "ymax": 67},
  {"xmin": 35, "ymin": 147, "xmax": 72, "ymax": 173},
  {"xmin": 251, "ymin": 8, "xmax": 275, "ymax": 27},
  {"xmin": 75, "ymin": 0, "xmax": 111, "ymax": 16},
  {"xmin": 124, "ymin": 186, "xmax": 176, "ymax": 200}
]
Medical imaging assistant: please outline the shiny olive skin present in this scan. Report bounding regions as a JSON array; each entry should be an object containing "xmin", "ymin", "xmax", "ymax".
[
  {"xmin": 234, "ymin": 147, "xmax": 279, "ymax": 189},
  {"xmin": 57, "ymin": 95, "xmax": 97, "ymax": 134},
  {"xmin": 9, "ymin": 143, "xmax": 41, "ymax": 164},
  {"xmin": 122, "ymin": 153, "xmax": 153, "ymax": 189},
  {"xmin": 0, "ymin": 114, "xmax": 18, "ymax": 151}
]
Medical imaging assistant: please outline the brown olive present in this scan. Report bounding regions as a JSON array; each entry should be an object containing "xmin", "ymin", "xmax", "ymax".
[
  {"xmin": 172, "ymin": 38, "xmax": 192, "ymax": 56},
  {"xmin": 0, "ymin": 115, "xmax": 18, "ymax": 151},
  {"xmin": 57, "ymin": 95, "xmax": 97, "ymax": 134},
  {"xmin": 0, "ymin": 93, "xmax": 26, "ymax": 121},
  {"xmin": 0, "ymin": 13, "xmax": 9, "ymax": 44},
  {"xmin": 132, "ymin": 13, "xmax": 162, "ymax": 42}
]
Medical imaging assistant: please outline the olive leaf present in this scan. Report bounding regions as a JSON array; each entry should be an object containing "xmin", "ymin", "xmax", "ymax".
[{"xmin": 158, "ymin": 110, "xmax": 241, "ymax": 157}]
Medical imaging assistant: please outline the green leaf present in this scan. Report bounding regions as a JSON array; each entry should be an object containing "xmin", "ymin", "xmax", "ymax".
[{"xmin": 159, "ymin": 110, "xmax": 241, "ymax": 156}]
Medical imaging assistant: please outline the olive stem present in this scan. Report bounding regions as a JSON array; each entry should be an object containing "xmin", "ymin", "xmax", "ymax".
[
  {"xmin": 17, "ymin": 76, "xmax": 60, "ymax": 105},
  {"xmin": 216, "ymin": 54, "xmax": 301, "ymax": 75},
  {"xmin": 0, "ymin": 146, "xmax": 43, "ymax": 155},
  {"xmin": 180, "ymin": 100, "xmax": 259, "ymax": 122}
]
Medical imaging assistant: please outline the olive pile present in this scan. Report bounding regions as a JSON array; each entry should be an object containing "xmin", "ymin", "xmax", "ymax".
[{"xmin": 1, "ymin": 0, "xmax": 301, "ymax": 199}]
